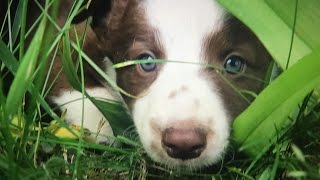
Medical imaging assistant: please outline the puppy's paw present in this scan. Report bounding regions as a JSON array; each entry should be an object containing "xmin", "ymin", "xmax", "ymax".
[{"xmin": 51, "ymin": 87, "xmax": 118, "ymax": 144}]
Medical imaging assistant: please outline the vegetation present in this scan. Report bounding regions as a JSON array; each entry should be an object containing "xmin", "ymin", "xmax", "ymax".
[{"xmin": 0, "ymin": 0, "xmax": 319, "ymax": 179}]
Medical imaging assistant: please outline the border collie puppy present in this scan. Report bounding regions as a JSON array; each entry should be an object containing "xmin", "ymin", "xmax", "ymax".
[{"xmin": 48, "ymin": 0, "xmax": 271, "ymax": 168}]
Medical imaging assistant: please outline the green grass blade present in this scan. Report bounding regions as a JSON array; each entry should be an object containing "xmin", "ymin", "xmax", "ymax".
[
  {"xmin": 0, "ymin": 39, "xmax": 19, "ymax": 74},
  {"xmin": 70, "ymin": 42, "xmax": 134, "ymax": 135},
  {"xmin": 11, "ymin": 0, "xmax": 22, "ymax": 45},
  {"xmin": 18, "ymin": 0, "xmax": 28, "ymax": 59},
  {"xmin": 0, "ymin": 38, "xmax": 61, "ymax": 121},
  {"xmin": 5, "ymin": 1, "xmax": 48, "ymax": 117},
  {"xmin": 233, "ymin": 50, "xmax": 320, "ymax": 156},
  {"xmin": 60, "ymin": 33, "xmax": 81, "ymax": 91},
  {"xmin": 27, "ymin": 1, "xmax": 60, "ymax": 116}
]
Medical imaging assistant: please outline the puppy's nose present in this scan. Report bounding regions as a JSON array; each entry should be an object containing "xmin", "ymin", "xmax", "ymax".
[{"xmin": 162, "ymin": 127, "xmax": 207, "ymax": 160}]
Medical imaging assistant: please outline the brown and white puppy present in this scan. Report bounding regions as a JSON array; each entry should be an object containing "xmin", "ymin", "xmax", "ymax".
[{"xmin": 49, "ymin": 0, "xmax": 271, "ymax": 168}]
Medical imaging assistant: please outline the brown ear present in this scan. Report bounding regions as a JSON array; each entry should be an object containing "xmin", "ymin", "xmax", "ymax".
[{"xmin": 72, "ymin": 0, "xmax": 112, "ymax": 27}]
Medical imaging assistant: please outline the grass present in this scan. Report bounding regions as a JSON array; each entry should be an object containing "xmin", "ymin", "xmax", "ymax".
[{"xmin": 1, "ymin": 0, "xmax": 319, "ymax": 179}]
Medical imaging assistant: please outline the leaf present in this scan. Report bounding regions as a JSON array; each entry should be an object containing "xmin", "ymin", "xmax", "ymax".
[
  {"xmin": 291, "ymin": 144, "xmax": 305, "ymax": 162},
  {"xmin": 0, "ymin": 39, "xmax": 19, "ymax": 74},
  {"xmin": 11, "ymin": 0, "xmax": 23, "ymax": 45},
  {"xmin": 233, "ymin": 50, "xmax": 320, "ymax": 156},
  {"xmin": 218, "ymin": 0, "xmax": 320, "ymax": 69},
  {"xmin": 60, "ymin": 33, "xmax": 81, "ymax": 91},
  {"xmin": 91, "ymin": 99, "xmax": 133, "ymax": 136},
  {"xmin": 287, "ymin": 171, "xmax": 307, "ymax": 178},
  {"xmin": 70, "ymin": 42, "xmax": 134, "ymax": 136}
]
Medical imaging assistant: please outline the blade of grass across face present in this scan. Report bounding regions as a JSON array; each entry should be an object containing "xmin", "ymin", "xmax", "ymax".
[{"xmin": 233, "ymin": 50, "xmax": 320, "ymax": 157}]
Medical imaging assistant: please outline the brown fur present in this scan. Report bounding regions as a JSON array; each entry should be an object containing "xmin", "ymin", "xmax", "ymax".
[
  {"xmin": 3, "ymin": 0, "xmax": 271, "ymax": 120},
  {"xmin": 85, "ymin": 1, "xmax": 271, "ymax": 116},
  {"xmin": 89, "ymin": 0, "xmax": 166, "ymax": 107},
  {"xmin": 202, "ymin": 16, "xmax": 271, "ymax": 118}
]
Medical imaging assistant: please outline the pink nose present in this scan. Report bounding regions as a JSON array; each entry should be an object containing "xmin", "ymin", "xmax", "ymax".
[{"xmin": 161, "ymin": 127, "xmax": 207, "ymax": 160}]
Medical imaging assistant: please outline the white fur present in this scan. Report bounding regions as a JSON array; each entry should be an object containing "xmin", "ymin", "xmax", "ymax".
[
  {"xmin": 133, "ymin": 67, "xmax": 230, "ymax": 167},
  {"xmin": 145, "ymin": 0, "xmax": 225, "ymax": 62},
  {"xmin": 131, "ymin": 0, "xmax": 230, "ymax": 168},
  {"xmin": 51, "ymin": 58, "xmax": 119, "ymax": 143},
  {"xmin": 52, "ymin": 0, "xmax": 231, "ymax": 168}
]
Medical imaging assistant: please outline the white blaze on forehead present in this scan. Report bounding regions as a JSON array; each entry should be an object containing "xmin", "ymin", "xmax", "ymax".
[{"xmin": 144, "ymin": 0, "xmax": 225, "ymax": 62}]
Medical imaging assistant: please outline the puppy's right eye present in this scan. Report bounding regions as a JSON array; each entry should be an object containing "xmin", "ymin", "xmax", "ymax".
[
  {"xmin": 223, "ymin": 55, "xmax": 245, "ymax": 74},
  {"xmin": 137, "ymin": 53, "xmax": 157, "ymax": 72}
]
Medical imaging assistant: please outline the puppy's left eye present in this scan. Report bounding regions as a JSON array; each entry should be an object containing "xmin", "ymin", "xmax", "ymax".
[
  {"xmin": 223, "ymin": 56, "xmax": 245, "ymax": 74},
  {"xmin": 137, "ymin": 53, "xmax": 157, "ymax": 72}
]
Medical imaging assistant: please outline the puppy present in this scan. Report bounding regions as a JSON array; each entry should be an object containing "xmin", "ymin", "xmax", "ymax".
[{"xmin": 42, "ymin": 0, "xmax": 270, "ymax": 168}]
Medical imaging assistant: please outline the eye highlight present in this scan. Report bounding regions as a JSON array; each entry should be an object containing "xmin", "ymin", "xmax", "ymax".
[
  {"xmin": 137, "ymin": 53, "xmax": 157, "ymax": 72},
  {"xmin": 223, "ymin": 56, "xmax": 245, "ymax": 74}
]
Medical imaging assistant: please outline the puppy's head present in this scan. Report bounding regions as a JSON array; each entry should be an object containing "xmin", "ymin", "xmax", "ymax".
[{"xmin": 79, "ymin": 0, "xmax": 271, "ymax": 168}]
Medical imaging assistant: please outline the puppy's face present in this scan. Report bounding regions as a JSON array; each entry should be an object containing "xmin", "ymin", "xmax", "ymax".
[{"xmin": 88, "ymin": 0, "xmax": 270, "ymax": 168}]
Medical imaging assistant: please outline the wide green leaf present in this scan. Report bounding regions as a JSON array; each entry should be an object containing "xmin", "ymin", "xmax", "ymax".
[{"xmin": 233, "ymin": 50, "xmax": 320, "ymax": 156}]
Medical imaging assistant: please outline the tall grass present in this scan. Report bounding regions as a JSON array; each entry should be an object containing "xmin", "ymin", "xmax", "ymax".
[{"xmin": 0, "ymin": 0, "xmax": 319, "ymax": 179}]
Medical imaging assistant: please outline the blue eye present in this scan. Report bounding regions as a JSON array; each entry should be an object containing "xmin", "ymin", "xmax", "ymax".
[
  {"xmin": 223, "ymin": 56, "xmax": 245, "ymax": 74},
  {"xmin": 138, "ymin": 53, "xmax": 157, "ymax": 72}
]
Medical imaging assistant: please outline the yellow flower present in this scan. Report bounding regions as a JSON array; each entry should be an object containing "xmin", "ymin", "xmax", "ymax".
[{"xmin": 48, "ymin": 120, "xmax": 91, "ymax": 140}]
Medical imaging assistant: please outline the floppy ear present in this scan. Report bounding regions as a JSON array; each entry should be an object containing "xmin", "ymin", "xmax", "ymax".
[{"xmin": 72, "ymin": 0, "xmax": 112, "ymax": 27}]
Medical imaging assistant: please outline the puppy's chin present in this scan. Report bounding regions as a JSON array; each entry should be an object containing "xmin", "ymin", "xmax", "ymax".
[{"xmin": 143, "ymin": 135, "xmax": 229, "ymax": 169}]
